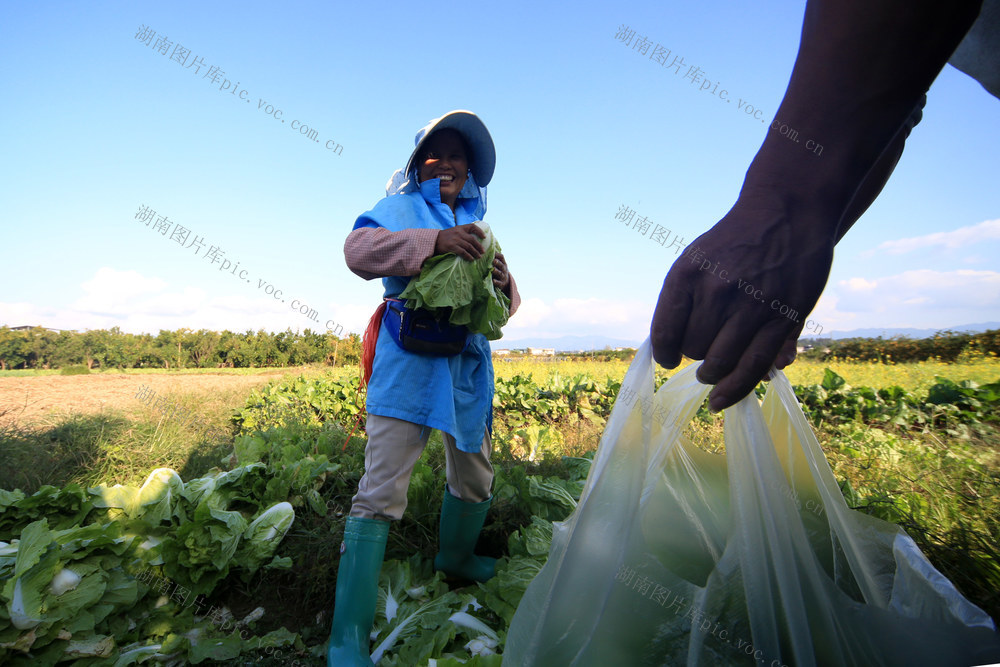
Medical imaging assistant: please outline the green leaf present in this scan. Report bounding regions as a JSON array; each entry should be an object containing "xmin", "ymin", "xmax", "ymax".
[
  {"xmin": 188, "ymin": 630, "xmax": 243, "ymax": 663},
  {"xmin": 63, "ymin": 634, "xmax": 116, "ymax": 659},
  {"xmin": 12, "ymin": 520, "xmax": 50, "ymax": 579},
  {"xmin": 90, "ymin": 484, "xmax": 140, "ymax": 514},
  {"xmin": 134, "ymin": 468, "xmax": 184, "ymax": 525},
  {"xmin": 398, "ymin": 221, "xmax": 511, "ymax": 339},
  {"xmin": 821, "ymin": 368, "xmax": 846, "ymax": 391},
  {"xmin": 432, "ymin": 655, "xmax": 504, "ymax": 667},
  {"xmin": 236, "ymin": 502, "xmax": 295, "ymax": 573}
]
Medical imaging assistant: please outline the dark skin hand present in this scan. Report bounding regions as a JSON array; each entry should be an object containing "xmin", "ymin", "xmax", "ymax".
[
  {"xmin": 492, "ymin": 251, "xmax": 510, "ymax": 292},
  {"xmin": 435, "ymin": 222, "xmax": 485, "ymax": 260},
  {"xmin": 656, "ymin": 189, "xmax": 830, "ymax": 403},
  {"xmin": 433, "ymin": 223, "xmax": 511, "ymax": 292},
  {"xmin": 651, "ymin": 0, "xmax": 982, "ymax": 411}
]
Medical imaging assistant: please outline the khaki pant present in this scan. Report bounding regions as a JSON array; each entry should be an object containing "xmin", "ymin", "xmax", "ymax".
[{"xmin": 350, "ymin": 414, "xmax": 494, "ymax": 521}]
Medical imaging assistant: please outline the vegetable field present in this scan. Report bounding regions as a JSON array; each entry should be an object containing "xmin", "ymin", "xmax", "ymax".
[{"xmin": 1, "ymin": 356, "xmax": 998, "ymax": 665}]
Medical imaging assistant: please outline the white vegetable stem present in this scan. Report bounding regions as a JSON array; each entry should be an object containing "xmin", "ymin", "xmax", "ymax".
[{"xmin": 49, "ymin": 568, "xmax": 83, "ymax": 596}]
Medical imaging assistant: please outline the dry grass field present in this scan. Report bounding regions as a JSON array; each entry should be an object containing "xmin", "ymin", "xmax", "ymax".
[{"xmin": 0, "ymin": 371, "xmax": 287, "ymax": 429}]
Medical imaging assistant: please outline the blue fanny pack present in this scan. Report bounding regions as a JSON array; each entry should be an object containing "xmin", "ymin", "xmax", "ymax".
[{"xmin": 383, "ymin": 299, "xmax": 468, "ymax": 356}]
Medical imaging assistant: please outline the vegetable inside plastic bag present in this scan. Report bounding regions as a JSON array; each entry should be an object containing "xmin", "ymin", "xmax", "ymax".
[{"xmin": 503, "ymin": 340, "xmax": 1000, "ymax": 666}]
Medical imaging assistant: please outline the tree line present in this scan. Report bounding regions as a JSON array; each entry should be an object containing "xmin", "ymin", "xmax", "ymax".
[
  {"xmin": 3, "ymin": 326, "xmax": 996, "ymax": 371},
  {"xmin": 0, "ymin": 326, "xmax": 362, "ymax": 371},
  {"xmin": 799, "ymin": 329, "xmax": 1000, "ymax": 364}
]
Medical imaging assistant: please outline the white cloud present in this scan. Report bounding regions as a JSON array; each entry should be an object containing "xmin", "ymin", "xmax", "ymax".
[
  {"xmin": 874, "ymin": 218, "xmax": 1000, "ymax": 255},
  {"xmin": 804, "ymin": 293, "xmax": 854, "ymax": 335},
  {"xmin": 322, "ymin": 300, "xmax": 385, "ymax": 336},
  {"xmin": 838, "ymin": 269, "xmax": 999, "ymax": 309},
  {"xmin": 801, "ymin": 269, "xmax": 1000, "ymax": 334},
  {"xmin": 73, "ymin": 267, "xmax": 169, "ymax": 313},
  {"xmin": 12, "ymin": 267, "xmax": 994, "ymax": 345},
  {"xmin": 3, "ymin": 284, "xmax": 658, "ymax": 343},
  {"xmin": 502, "ymin": 297, "xmax": 550, "ymax": 329},
  {"xmin": 504, "ymin": 296, "xmax": 654, "ymax": 341},
  {"xmin": 3, "ymin": 267, "xmax": 357, "ymax": 335},
  {"xmin": 842, "ymin": 277, "xmax": 877, "ymax": 291}
]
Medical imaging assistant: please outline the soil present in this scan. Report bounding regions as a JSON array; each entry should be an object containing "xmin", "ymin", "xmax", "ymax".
[{"xmin": 0, "ymin": 372, "xmax": 285, "ymax": 428}]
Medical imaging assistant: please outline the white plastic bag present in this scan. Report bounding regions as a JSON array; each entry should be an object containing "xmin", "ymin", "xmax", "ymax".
[{"xmin": 504, "ymin": 340, "xmax": 1000, "ymax": 666}]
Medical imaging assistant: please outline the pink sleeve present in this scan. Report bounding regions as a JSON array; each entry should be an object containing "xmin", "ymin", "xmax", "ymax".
[
  {"xmin": 343, "ymin": 227, "xmax": 440, "ymax": 280},
  {"xmin": 506, "ymin": 274, "xmax": 522, "ymax": 317},
  {"xmin": 344, "ymin": 225, "xmax": 522, "ymax": 317}
]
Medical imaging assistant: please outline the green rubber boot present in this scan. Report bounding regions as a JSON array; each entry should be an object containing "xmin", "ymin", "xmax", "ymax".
[
  {"xmin": 327, "ymin": 516, "xmax": 389, "ymax": 666},
  {"xmin": 433, "ymin": 490, "xmax": 497, "ymax": 583}
]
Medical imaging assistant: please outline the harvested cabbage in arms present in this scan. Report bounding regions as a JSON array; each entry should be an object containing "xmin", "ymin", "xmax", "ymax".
[{"xmin": 399, "ymin": 220, "xmax": 511, "ymax": 340}]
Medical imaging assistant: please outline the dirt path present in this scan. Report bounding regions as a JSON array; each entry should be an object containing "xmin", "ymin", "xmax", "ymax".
[{"xmin": 0, "ymin": 372, "xmax": 285, "ymax": 428}]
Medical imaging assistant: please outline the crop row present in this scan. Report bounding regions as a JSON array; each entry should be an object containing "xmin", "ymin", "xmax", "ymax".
[{"xmin": 233, "ymin": 369, "xmax": 1000, "ymax": 440}]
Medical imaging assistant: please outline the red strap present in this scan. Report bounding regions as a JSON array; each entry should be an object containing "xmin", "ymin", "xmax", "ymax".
[
  {"xmin": 343, "ymin": 412, "xmax": 364, "ymax": 452},
  {"xmin": 361, "ymin": 301, "xmax": 387, "ymax": 390},
  {"xmin": 344, "ymin": 301, "xmax": 387, "ymax": 451}
]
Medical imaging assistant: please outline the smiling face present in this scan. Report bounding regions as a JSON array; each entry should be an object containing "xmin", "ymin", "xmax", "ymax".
[{"xmin": 416, "ymin": 129, "xmax": 469, "ymax": 210}]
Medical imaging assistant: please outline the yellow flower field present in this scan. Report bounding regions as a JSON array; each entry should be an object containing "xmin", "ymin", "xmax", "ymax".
[{"xmin": 494, "ymin": 354, "xmax": 1000, "ymax": 392}]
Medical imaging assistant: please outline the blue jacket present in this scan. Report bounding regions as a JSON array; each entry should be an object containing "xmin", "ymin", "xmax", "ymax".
[{"xmin": 352, "ymin": 178, "xmax": 493, "ymax": 452}]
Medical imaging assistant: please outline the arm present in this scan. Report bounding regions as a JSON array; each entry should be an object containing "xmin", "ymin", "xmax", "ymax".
[
  {"xmin": 507, "ymin": 274, "xmax": 522, "ymax": 317},
  {"xmin": 493, "ymin": 252, "xmax": 521, "ymax": 317},
  {"xmin": 345, "ymin": 224, "xmax": 521, "ymax": 315},
  {"xmin": 344, "ymin": 222, "xmax": 495, "ymax": 281},
  {"xmin": 650, "ymin": 0, "xmax": 982, "ymax": 411},
  {"xmin": 343, "ymin": 227, "xmax": 439, "ymax": 280}
]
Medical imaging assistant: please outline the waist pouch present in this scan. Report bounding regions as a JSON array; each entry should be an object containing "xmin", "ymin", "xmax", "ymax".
[{"xmin": 383, "ymin": 299, "xmax": 468, "ymax": 356}]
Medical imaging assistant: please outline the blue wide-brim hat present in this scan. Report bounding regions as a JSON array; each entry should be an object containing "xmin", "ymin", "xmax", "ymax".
[{"xmin": 404, "ymin": 110, "xmax": 496, "ymax": 187}]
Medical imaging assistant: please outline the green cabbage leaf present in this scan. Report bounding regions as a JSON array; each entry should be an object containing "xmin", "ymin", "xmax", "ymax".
[
  {"xmin": 236, "ymin": 502, "xmax": 295, "ymax": 574},
  {"xmin": 399, "ymin": 221, "xmax": 511, "ymax": 340}
]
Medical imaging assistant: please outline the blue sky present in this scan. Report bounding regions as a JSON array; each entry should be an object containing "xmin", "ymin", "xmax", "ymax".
[{"xmin": 2, "ymin": 1, "xmax": 998, "ymax": 345}]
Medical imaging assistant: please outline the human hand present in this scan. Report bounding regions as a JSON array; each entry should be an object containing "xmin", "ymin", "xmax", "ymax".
[
  {"xmin": 650, "ymin": 195, "xmax": 833, "ymax": 411},
  {"xmin": 492, "ymin": 252, "xmax": 510, "ymax": 292},
  {"xmin": 435, "ymin": 224, "xmax": 486, "ymax": 261}
]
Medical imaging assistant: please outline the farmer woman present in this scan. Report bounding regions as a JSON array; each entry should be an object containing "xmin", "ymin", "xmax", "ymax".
[{"xmin": 328, "ymin": 110, "xmax": 520, "ymax": 665}]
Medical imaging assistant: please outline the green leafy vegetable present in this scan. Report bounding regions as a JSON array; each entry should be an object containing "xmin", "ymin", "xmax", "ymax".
[
  {"xmin": 134, "ymin": 468, "xmax": 184, "ymax": 525},
  {"xmin": 161, "ymin": 504, "xmax": 247, "ymax": 596},
  {"xmin": 48, "ymin": 568, "xmax": 81, "ymax": 596},
  {"xmin": 370, "ymin": 557, "xmax": 498, "ymax": 666},
  {"xmin": 399, "ymin": 221, "xmax": 511, "ymax": 340},
  {"xmin": 237, "ymin": 502, "xmax": 295, "ymax": 574}
]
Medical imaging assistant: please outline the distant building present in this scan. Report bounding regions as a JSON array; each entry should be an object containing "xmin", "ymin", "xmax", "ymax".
[
  {"xmin": 9, "ymin": 325, "xmax": 73, "ymax": 333},
  {"xmin": 527, "ymin": 347, "xmax": 555, "ymax": 356},
  {"xmin": 494, "ymin": 349, "xmax": 511, "ymax": 356}
]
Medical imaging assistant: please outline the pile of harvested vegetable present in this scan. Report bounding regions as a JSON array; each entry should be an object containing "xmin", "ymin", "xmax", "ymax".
[{"xmin": 0, "ymin": 397, "xmax": 584, "ymax": 665}]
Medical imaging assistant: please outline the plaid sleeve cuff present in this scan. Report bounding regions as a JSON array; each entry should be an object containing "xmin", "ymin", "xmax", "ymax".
[{"xmin": 344, "ymin": 227, "xmax": 439, "ymax": 280}]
